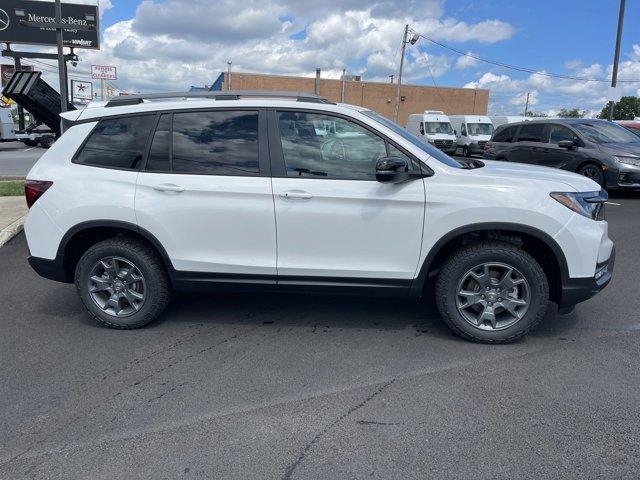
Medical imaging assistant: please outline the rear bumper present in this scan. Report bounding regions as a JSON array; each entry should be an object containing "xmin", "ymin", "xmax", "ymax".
[
  {"xmin": 28, "ymin": 254, "xmax": 70, "ymax": 283},
  {"xmin": 559, "ymin": 246, "xmax": 615, "ymax": 308}
]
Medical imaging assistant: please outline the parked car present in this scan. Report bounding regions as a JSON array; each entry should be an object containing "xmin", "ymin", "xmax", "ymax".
[
  {"xmin": 484, "ymin": 118, "xmax": 640, "ymax": 188},
  {"xmin": 449, "ymin": 115, "xmax": 494, "ymax": 157},
  {"xmin": 406, "ymin": 110, "xmax": 457, "ymax": 154},
  {"xmin": 23, "ymin": 91, "xmax": 614, "ymax": 343}
]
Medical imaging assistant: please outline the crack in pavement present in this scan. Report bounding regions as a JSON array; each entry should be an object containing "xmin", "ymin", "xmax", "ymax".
[{"xmin": 282, "ymin": 379, "xmax": 396, "ymax": 480}]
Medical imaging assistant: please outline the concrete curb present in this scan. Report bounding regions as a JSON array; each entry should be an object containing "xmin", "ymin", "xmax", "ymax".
[{"xmin": 0, "ymin": 214, "xmax": 26, "ymax": 248}]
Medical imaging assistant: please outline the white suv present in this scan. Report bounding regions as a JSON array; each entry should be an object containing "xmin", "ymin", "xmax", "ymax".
[{"xmin": 23, "ymin": 91, "xmax": 615, "ymax": 343}]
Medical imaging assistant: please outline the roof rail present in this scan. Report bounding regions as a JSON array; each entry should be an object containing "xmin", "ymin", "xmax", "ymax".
[{"xmin": 105, "ymin": 90, "xmax": 334, "ymax": 107}]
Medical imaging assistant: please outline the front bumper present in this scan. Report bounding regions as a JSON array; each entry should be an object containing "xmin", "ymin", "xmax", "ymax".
[
  {"xmin": 559, "ymin": 246, "xmax": 615, "ymax": 308},
  {"xmin": 606, "ymin": 163, "xmax": 640, "ymax": 189}
]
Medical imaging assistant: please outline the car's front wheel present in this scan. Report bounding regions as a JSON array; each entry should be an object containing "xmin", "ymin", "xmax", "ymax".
[
  {"xmin": 75, "ymin": 238, "xmax": 170, "ymax": 329},
  {"xmin": 435, "ymin": 241, "xmax": 549, "ymax": 343},
  {"xmin": 577, "ymin": 163, "xmax": 604, "ymax": 187}
]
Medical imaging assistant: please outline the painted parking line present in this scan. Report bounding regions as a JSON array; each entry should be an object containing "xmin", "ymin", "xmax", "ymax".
[
  {"xmin": 24, "ymin": 147, "xmax": 38, "ymax": 152},
  {"xmin": 605, "ymin": 201, "xmax": 621, "ymax": 206}
]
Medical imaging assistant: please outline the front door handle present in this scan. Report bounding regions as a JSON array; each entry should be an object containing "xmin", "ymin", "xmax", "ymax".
[
  {"xmin": 280, "ymin": 190, "xmax": 313, "ymax": 200},
  {"xmin": 153, "ymin": 183, "xmax": 185, "ymax": 193}
]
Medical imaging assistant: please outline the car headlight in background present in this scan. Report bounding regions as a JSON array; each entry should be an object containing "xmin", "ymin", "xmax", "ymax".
[
  {"xmin": 614, "ymin": 155, "xmax": 640, "ymax": 167},
  {"xmin": 550, "ymin": 190, "xmax": 607, "ymax": 221}
]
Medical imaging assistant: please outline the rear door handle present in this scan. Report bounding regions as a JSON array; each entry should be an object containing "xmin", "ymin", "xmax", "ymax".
[
  {"xmin": 279, "ymin": 190, "xmax": 313, "ymax": 200},
  {"xmin": 153, "ymin": 183, "xmax": 185, "ymax": 193}
]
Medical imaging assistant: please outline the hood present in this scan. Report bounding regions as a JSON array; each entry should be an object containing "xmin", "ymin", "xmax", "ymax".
[
  {"xmin": 476, "ymin": 160, "xmax": 600, "ymax": 192},
  {"xmin": 597, "ymin": 142, "xmax": 640, "ymax": 157}
]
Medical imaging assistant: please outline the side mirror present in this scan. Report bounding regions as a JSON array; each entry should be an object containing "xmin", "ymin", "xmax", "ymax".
[
  {"xmin": 558, "ymin": 140, "xmax": 576, "ymax": 149},
  {"xmin": 376, "ymin": 156, "xmax": 411, "ymax": 183},
  {"xmin": 454, "ymin": 129, "xmax": 457, "ymax": 135}
]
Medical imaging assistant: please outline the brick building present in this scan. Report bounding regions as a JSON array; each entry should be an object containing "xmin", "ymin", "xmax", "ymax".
[{"xmin": 210, "ymin": 72, "xmax": 489, "ymax": 126}]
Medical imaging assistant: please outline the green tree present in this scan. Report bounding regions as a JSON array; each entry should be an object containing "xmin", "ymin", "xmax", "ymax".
[
  {"xmin": 598, "ymin": 96, "xmax": 640, "ymax": 120},
  {"xmin": 557, "ymin": 108, "xmax": 585, "ymax": 118},
  {"xmin": 525, "ymin": 111, "xmax": 548, "ymax": 117}
]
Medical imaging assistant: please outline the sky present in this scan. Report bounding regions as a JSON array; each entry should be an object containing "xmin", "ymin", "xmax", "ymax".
[{"xmin": 3, "ymin": 0, "xmax": 640, "ymax": 117}]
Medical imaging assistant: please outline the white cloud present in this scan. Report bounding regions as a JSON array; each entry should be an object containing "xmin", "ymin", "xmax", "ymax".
[{"xmin": 455, "ymin": 54, "xmax": 480, "ymax": 70}]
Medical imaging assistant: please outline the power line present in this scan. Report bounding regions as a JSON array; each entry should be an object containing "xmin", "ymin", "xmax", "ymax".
[{"xmin": 414, "ymin": 31, "xmax": 640, "ymax": 84}]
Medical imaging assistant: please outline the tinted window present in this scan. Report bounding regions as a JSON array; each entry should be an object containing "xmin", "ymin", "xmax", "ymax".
[
  {"xmin": 517, "ymin": 123, "xmax": 544, "ymax": 142},
  {"xmin": 492, "ymin": 125, "xmax": 517, "ymax": 143},
  {"xmin": 360, "ymin": 110, "xmax": 464, "ymax": 168},
  {"xmin": 172, "ymin": 111, "xmax": 259, "ymax": 175},
  {"xmin": 76, "ymin": 115, "xmax": 154, "ymax": 170},
  {"xmin": 146, "ymin": 114, "xmax": 171, "ymax": 171},
  {"xmin": 547, "ymin": 124, "xmax": 579, "ymax": 144},
  {"xmin": 277, "ymin": 111, "xmax": 386, "ymax": 180}
]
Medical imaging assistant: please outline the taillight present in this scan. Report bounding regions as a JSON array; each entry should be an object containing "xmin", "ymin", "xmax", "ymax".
[
  {"xmin": 484, "ymin": 142, "xmax": 492, "ymax": 151},
  {"xmin": 24, "ymin": 180, "xmax": 53, "ymax": 208}
]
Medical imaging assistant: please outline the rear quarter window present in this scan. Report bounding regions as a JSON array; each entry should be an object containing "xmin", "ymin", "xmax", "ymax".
[
  {"xmin": 492, "ymin": 125, "xmax": 517, "ymax": 143},
  {"xmin": 75, "ymin": 115, "xmax": 155, "ymax": 170}
]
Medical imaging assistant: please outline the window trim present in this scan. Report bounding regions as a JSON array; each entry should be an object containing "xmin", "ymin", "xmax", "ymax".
[
  {"xmin": 268, "ymin": 107, "xmax": 428, "ymax": 181},
  {"xmin": 140, "ymin": 108, "xmax": 269, "ymax": 177},
  {"xmin": 72, "ymin": 114, "xmax": 157, "ymax": 172}
]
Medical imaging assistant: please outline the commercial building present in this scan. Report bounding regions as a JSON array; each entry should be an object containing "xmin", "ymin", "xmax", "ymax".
[{"xmin": 198, "ymin": 72, "xmax": 489, "ymax": 126}]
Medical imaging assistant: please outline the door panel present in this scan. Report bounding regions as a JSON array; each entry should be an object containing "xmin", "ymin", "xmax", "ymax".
[
  {"xmin": 135, "ymin": 109, "xmax": 277, "ymax": 276},
  {"xmin": 272, "ymin": 178, "xmax": 425, "ymax": 278},
  {"xmin": 270, "ymin": 109, "xmax": 425, "ymax": 280}
]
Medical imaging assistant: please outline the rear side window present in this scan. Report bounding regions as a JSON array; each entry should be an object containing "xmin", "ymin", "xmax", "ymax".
[
  {"xmin": 147, "ymin": 114, "xmax": 171, "ymax": 172},
  {"xmin": 172, "ymin": 110, "xmax": 259, "ymax": 175},
  {"xmin": 492, "ymin": 125, "xmax": 517, "ymax": 143},
  {"xmin": 546, "ymin": 124, "xmax": 579, "ymax": 144},
  {"xmin": 516, "ymin": 123, "xmax": 545, "ymax": 142},
  {"xmin": 75, "ymin": 115, "xmax": 154, "ymax": 170}
]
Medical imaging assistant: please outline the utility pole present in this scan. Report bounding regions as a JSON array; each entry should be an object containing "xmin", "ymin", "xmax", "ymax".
[
  {"xmin": 609, "ymin": 0, "xmax": 626, "ymax": 121},
  {"xmin": 524, "ymin": 92, "xmax": 530, "ymax": 117},
  {"xmin": 393, "ymin": 24, "xmax": 409, "ymax": 123},
  {"xmin": 227, "ymin": 61, "xmax": 232, "ymax": 90},
  {"xmin": 341, "ymin": 68, "xmax": 346, "ymax": 102},
  {"xmin": 389, "ymin": 74, "xmax": 394, "ymax": 84},
  {"xmin": 54, "ymin": 0, "xmax": 68, "ymax": 113}
]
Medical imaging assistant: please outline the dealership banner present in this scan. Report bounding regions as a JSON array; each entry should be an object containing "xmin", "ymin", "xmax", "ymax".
[
  {"xmin": 91, "ymin": 65, "xmax": 117, "ymax": 80},
  {"xmin": 0, "ymin": 0, "xmax": 99, "ymax": 49}
]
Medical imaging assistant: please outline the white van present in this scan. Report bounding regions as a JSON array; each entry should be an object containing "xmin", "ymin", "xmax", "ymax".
[
  {"xmin": 449, "ymin": 115, "xmax": 494, "ymax": 157},
  {"xmin": 406, "ymin": 111, "xmax": 457, "ymax": 154}
]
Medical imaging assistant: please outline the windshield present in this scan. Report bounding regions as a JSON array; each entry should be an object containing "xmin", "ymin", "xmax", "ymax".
[
  {"xmin": 424, "ymin": 122, "xmax": 453, "ymax": 135},
  {"xmin": 361, "ymin": 110, "xmax": 464, "ymax": 168},
  {"xmin": 573, "ymin": 121, "xmax": 640, "ymax": 144},
  {"xmin": 467, "ymin": 123, "xmax": 494, "ymax": 136}
]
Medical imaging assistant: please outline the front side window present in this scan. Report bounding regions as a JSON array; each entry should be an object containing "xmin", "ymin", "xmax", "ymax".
[
  {"xmin": 171, "ymin": 110, "xmax": 259, "ymax": 175},
  {"xmin": 517, "ymin": 123, "xmax": 544, "ymax": 142},
  {"xmin": 277, "ymin": 111, "xmax": 387, "ymax": 180},
  {"xmin": 76, "ymin": 115, "xmax": 154, "ymax": 170},
  {"xmin": 546, "ymin": 124, "xmax": 579, "ymax": 144},
  {"xmin": 467, "ymin": 123, "xmax": 494, "ymax": 136}
]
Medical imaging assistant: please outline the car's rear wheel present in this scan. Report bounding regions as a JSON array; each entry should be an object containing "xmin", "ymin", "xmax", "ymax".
[
  {"xmin": 75, "ymin": 238, "xmax": 170, "ymax": 329},
  {"xmin": 435, "ymin": 241, "xmax": 549, "ymax": 343},
  {"xmin": 39, "ymin": 135, "xmax": 55, "ymax": 149},
  {"xmin": 577, "ymin": 163, "xmax": 604, "ymax": 187},
  {"xmin": 21, "ymin": 139, "xmax": 38, "ymax": 147},
  {"xmin": 463, "ymin": 145, "xmax": 470, "ymax": 157}
]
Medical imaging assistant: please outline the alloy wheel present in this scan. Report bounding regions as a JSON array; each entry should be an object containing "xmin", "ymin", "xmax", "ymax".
[
  {"xmin": 88, "ymin": 256, "xmax": 146, "ymax": 317},
  {"xmin": 455, "ymin": 262, "xmax": 530, "ymax": 331}
]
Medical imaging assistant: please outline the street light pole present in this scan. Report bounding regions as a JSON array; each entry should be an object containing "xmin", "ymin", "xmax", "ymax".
[
  {"xmin": 608, "ymin": 0, "xmax": 626, "ymax": 121},
  {"xmin": 55, "ymin": 0, "xmax": 68, "ymax": 113},
  {"xmin": 393, "ymin": 24, "xmax": 409, "ymax": 123},
  {"xmin": 524, "ymin": 92, "xmax": 530, "ymax": 117}
]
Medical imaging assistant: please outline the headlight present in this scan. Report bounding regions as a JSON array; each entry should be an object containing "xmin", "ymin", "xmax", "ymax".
[
  {"xmin": 614, "ymin": 155, "xmax": 640, "ymax": 166},
  {"xmin": 550, "ymin": 190, "xmax": 607, "ymax": 220}
]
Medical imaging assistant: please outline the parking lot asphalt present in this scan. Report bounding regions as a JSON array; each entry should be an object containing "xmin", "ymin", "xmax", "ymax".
[
  {"xmin": 0, "ymin": 143, "xmax": 44, "ymax": 178},
  {"xmin": 1, "ymin": 194, "xmax": 639, "ymax": 479}
]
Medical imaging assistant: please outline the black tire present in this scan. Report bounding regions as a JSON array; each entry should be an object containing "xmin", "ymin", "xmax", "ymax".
[
  {"xmin": 21, "ymin": 139, "xmax": 38, "ymax": 147},
  {"xmin": 435, "ymin": 241, "xmax": 549, "ymax": 344},
  {"xmin": 577, "ymin": 163, "xmax": 604, "ymax": 187},
  {"xmin": 39, "ymin": 136, "xmax": 55, "ymax": 149},
  {"xmin": 463, "ymin": 145, "xmax": 470, "ymax": 157},
  {"xmin": 75, "ymin": 238, "xmax": 170, "ymax": 329}
]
